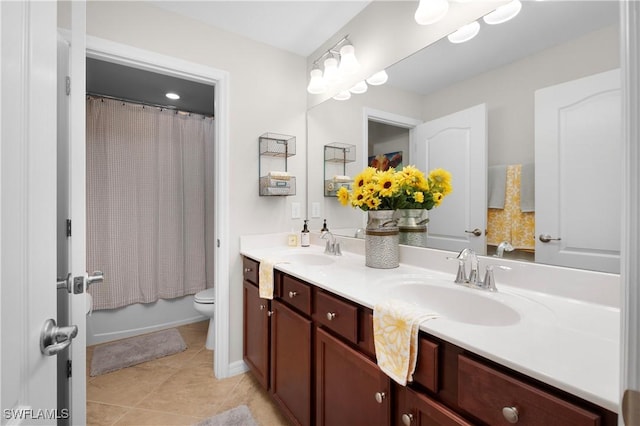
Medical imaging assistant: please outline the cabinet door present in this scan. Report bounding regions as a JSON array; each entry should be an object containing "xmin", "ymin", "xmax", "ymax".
[
  {"xmin": 271, "ymin": 299, "xmax": 312, "ymax": 426},
  {"xmin": 243, "ymin": 280, "xmax": 270, "ymax": 389},
  {"xmin": 395, "ymin": 385, "xmax": 472, "ymax": 426},
  {"xmin": 316, "ymin": 327, "xmax": 390, "ymax": 426}
]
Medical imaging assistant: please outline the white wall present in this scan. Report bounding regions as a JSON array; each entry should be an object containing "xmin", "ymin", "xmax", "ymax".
[
  {"xmin": 369, "ymin": 121, "xmax": 410, "ymax": 160},
  {"xmin": 85, "ymin": 1, "xmax": 307, "ymax": 364},
  {"xmin": 422, "ymin": 24, "xmax": 619, "ymax": 166}
]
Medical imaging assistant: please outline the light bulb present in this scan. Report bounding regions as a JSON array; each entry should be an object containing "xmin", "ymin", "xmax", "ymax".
[
  {"xmin": 415, "ymin": 0, "xmax": 449, "ymax": 25},
  {"xmin": 338, "ymin": 44, "xmax": 360, "ymax": 75},
  {"xmin": 323, "ymin": 56, "xmax": 340, "ymax": 84},
  {"xmin": 349, "ymin": 81, "xmax": 368, "ymax": 94},
  {"xmin": 165, "ymin": 92, "xmax": 180, "ymax": 100},
  {"xmin": 307, "ymin": 68, "xmax": 327, "ymax": 94},
  {"xmin": 483, "ymin": 0, "xmax": 522, "ymax": 25},
  {"xmin": 366, "ymin": 70, "xmax": 389, "ymax": 86},
  {"xmin": 333, "ymin": 90, "xmax": 351, "ymax": 101},
  {"xmin": 447, "ymin": 21, "xmax": 480, "ymax": 44}
]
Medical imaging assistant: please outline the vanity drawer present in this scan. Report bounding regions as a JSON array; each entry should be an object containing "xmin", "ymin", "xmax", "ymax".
[
  {"xmin": 280, "ymin": 274, "xmax": 312, "ymax": 316},
  {"xmin": 412, "ymin": 335, "xmax": 439, "ymax": 393},
  {"xmin": 243, "ymin": 257, "xmax": 259, "ymax": 285},
  {"xmin": 313, "ymin": 289, "xmax": 358, "ymax": 344},
  {"xmin": 458, "ymin": 355, "xmax": 601, "ymax": 426}
]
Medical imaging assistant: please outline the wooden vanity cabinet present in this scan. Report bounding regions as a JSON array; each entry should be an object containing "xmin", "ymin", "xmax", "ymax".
[
  {"xmin": 241, "ymin": 256, "xmax": 618, "ymax": 426},
  {"xmin": 242, "ymin": 276, "xmax": 270, "ymax": 389},
  {"xmin": 394, "ymin": 384, "xmax": 473, "ymax": 426},
  {"xmin": 242, "ymin": 263, "xmax": 313, "ymax": 426},
  {"xmin": 315, "ymin": 327, "xmax": 391, "ymax": 426}
]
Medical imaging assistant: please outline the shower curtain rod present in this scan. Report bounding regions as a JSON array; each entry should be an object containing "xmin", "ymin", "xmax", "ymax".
[{"xmin": 86, "ymin": 93, "xmax": 215, "ymax": 119}]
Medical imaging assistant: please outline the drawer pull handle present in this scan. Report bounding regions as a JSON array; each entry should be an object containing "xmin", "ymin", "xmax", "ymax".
[
  {"xmin": 326, "ymin": 312, "xmax": 336, "ymax": 321},
  {"xmin": 401, "ymin": 413, "xmax": 413, "ymax": 425},
  {"xmin": 288, "ymin": 291, "xmax": 298, "ymax": 298},
  {"xmin": 244, "ymin": 267, "xmax": 252, "ymax": 273},
  {"xmin": 502, "ymin": 406, "xmax": 519, "ymax": 424},
  {"xmin": 374, "ymin": 392, "xmax": 386, "ymax": 404}
]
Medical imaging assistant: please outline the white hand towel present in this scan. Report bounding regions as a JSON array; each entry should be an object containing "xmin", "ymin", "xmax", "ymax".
[
  {"xmin": 373, "ymin": 299, "xmax": 439, "ymax": 386},
  {"xmin": 258, "ymin": 258, "xmax": 288, "ymax": 299},
  {"xmin": 488, "ymin": 165, "xmax": 507, "ymax": 209}
]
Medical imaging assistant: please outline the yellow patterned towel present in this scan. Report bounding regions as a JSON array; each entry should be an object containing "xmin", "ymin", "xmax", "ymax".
[
  {"xmin": 258, "ymin": 258, "xmax": 288, "ymax": 299},
  {"xmin": 373, "ymin": 299, "xmax": 439, "ymax": 385}
]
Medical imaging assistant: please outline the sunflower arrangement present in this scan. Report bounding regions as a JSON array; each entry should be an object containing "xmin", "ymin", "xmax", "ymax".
[{"xmin": 337, "ymin": 165, "xmax": 452, "ymax": 211}]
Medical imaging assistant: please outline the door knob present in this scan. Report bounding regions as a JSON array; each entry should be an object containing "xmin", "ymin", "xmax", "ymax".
[
  {"xmin": 86, "ymin": 270, "xmax": 104, "ymax": 286},
  {"xmin": 539, "ymin": 234, "xmax": 561, "ymax": 243},
  {"xmin": 465, "ymin": 228, "xmax": 482, "ymax": 237},
  {"xmin": 40, "ymin": 319, "xmax": 78, "ymax": 356}
]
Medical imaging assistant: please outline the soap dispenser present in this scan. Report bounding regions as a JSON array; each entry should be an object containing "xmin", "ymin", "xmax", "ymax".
[
  {"xmin": 320, "ymin": 219, "xmax": 329, "ymax": 233},
  {"xmin": 301, "ymin": 220, "xmax": 310, "ymax": 247}
]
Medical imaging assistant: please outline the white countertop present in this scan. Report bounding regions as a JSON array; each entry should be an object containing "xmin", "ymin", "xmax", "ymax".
[{"xmin": 240, "ymin": 233, "xmax": 620, "ymax": 413}]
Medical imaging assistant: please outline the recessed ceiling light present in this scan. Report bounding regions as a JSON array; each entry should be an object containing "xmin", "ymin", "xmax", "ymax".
[{"xmin": 165, "ymin": 92, "xmax": 180, "ymax": 100}]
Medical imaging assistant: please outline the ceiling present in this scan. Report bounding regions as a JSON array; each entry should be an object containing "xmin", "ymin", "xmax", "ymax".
[{"xmin": 150, "ymin": 1, "xmax": 371, "ymax": 57}]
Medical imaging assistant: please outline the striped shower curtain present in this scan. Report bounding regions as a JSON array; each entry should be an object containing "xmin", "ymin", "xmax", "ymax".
[{"xmin": 86, "ymin": 97, "xmax": 215, "ymax": 310}]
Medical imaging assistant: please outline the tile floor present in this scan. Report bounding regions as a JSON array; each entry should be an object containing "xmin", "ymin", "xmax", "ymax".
[{"xmin": 87, "ymin": 321, "xmax": 290, "ymax": 426}]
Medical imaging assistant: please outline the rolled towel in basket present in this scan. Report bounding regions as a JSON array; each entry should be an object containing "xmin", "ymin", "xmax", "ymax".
[{"xmin": 267, "ymin": 171, "xmax": 290, "ymax": 180}]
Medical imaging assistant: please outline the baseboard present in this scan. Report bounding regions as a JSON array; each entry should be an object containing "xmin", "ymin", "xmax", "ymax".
[
  {"xmin": 227, "ymin": 360, "xmax": 249, "ymax": 377},
  {"xmin": 88, "ymin": 315, "xmax": 206, "ymax": 346}
]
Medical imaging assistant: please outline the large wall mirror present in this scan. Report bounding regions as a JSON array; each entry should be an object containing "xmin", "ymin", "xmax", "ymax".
[{"xmin": 306, "ymin": 1, "xmax": 620, "ymax": 273}]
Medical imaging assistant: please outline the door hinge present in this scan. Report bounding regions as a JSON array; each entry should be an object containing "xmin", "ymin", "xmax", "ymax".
[
  {"xmin": 65, "ymin": 76, "xmax": 71, "ymax": 96},
  {"xmin": 66, "ymin": 360, "xmax": 72, "ymax": 378},
  {"xmin": 66, "ymin": 219, "xmax": 72, "ymax": 237}
]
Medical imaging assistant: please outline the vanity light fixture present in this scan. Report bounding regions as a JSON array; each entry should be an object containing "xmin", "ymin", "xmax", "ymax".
[
  {"xmin": 349, "ymin": 81, "xmax": 368, "ymax": 94},
  {"xmin": 338, "ymin": 43, "xmax": 360, "ymax": 75},
  {"xmin": 447, "ymin": 20, "xmax": 480, "ymax": 43},
  {"xmin": 165, "ymin": 92, "xmax": 180, "ymax": 100},
  {"xmin": 307, "ymin": 36, "xmax": 360, "ymax": 95},
  {"xmin": 333, "ymin": 90, "xmax": 352, "ymax": 101},
  {"xmin": 323, "ymin": 55, "xmax": 341, "ymax": 84},
  {"xmin": 307, "ymin": 66, "xmax": 327, "ymax": 95},
  {"xmin": 415, "ymin": 0, "xmax": 450, "ymax": 25},
  {"xmin": 483, "ymin": 0, "xmax": 522, "ymax": 25},
  {"xmin": 366, "ymin": 70, "xmax": 389, "ymax": 86}
]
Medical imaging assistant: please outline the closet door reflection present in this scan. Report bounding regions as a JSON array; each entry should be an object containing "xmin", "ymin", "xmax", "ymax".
[
  {"xmin": 411, "ymin": 104, "xmax": 487, "ymax": 254},
  {"xmin": 535, "ymin": 69, "xmax": 621, "ymax": 273}
]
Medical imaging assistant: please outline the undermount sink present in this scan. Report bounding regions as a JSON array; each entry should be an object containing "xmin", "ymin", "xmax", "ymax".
[
  {"xmin": 285, "ymin": 253, "xmax": 335, "ymax": 266},
  {"xmin": 382, "ymin": 277, "xmax": 521, "ymax": 326}
]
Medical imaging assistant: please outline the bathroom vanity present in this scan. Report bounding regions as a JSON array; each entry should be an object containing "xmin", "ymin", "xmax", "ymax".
[{"xmin": 240, "ymin": 235, "xmax": 619, "ymax": 426}]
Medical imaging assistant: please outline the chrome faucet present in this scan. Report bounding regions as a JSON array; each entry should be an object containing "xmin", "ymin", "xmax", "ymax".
[
  {"xmin": 495, "ymin": 241, "xmax": 514, "ymax": 258},
  {"xmin": 321, "ymin": 231, "xmax": 342, "ymax": 256},
  {"xmin": 447, "ymin": 248, "xmax": 508, "ymax": 292}
]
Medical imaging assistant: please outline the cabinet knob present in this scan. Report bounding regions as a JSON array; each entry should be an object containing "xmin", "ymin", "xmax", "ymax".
[
  {"xmin": 267, "ymin": 310, "xmax": 274, "ymax": 317},
  {"xmin": 326, "ymin": 312, "xmax": 336, "ymax": 321},
  {"xmin": 401, "ymin": 413, "xmax": 414, "ymax": 426},
  {"xmin": 288, "ymin": 291, "xmax": 298, "ymax": 298},
  {"xmin": 374, "ymin": 392, "xmax": 386, "ymax": 404},
  {"xmin": 502, "ymin": 406, "xmax": 519, "ymax": 423},
  {"xmin": 244, "ymin": 267, "xmax": 252, "ymax": 273},
  {"xmin": 259, "ymin": 304, "xmax": 266, "ymax": 310}
]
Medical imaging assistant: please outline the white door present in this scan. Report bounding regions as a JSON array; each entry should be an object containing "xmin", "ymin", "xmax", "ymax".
[
  {"xmin": 411, "ymin": 104, "xmax": 487, "ymax": 254},
  {"xmin": 1, "ymin": 1, "xmax": 61, "ymax": 422},
  {"xmin": 535, "ymin": 69, "xmax": 621, "ymax": 273},
  {"xmin": 57, "ymin": 3, "xmax": 88, "ymax": 422}
]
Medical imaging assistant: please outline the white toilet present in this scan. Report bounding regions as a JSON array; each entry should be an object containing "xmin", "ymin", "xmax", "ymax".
[{"xmin": 193, "ymin": 288, "xmax": 215, "ymax": 350}]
